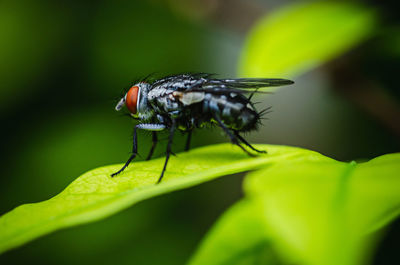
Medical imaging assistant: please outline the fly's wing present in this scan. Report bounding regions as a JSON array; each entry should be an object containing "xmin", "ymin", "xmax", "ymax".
[
  {"xmin": 151, "ymin": 74, "xmax": 293, "ymax": 94},
  {"xmin": 173, "ymin": 77, "xmax": 294, "ymax": 105},
  {"xmin": 187, "ymin": 78, "xmax": 294, "ymax": 94},
  {"xmin": 149, "ymin": 74, "xmax": 294, "ymax": 105},
  {"xmin": 219, "ymin": 78, "xmax": 294, "ymax": 88}
]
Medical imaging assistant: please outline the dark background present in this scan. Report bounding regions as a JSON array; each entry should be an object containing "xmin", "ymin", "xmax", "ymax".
[{"xmin": 0, "ymin": 0, "xmax": 399, "ymax": 264}]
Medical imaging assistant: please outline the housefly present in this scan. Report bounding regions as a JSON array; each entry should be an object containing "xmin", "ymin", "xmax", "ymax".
[{"xmin": 112, "ymin": 73, "xmax": 294, "ymax": 183}]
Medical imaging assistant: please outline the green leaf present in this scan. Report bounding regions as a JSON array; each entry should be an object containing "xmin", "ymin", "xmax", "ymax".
[
  {"xmin": 188, "ymin": 199, "xmax": 283, "ymax": 265},
  {"xmin": 188, "ymin": 153, "xmax": 400, "ymax": 265},
  {"xmin": 239, "ymin": 2, "xmax": 376, "ymax": 77},
  {"xmin": 0, "ymin": 143, "xmax": 317, "ymax": 255},
  {"xmin": 243, "ymin": 154, "xmax": 400, "ymax": 265},
  {"xmin": 188, "ymin": 151, "xmax": 332, "ymax": 265}
]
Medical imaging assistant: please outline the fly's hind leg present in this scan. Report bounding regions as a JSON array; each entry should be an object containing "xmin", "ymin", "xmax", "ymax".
[
  {"xmin": 234, "ymin": 131, "xmax": 267, "ymax": 154},
  {"xmin": 213, "ymin": 114, "xmax": 255, "ymax": 157}
]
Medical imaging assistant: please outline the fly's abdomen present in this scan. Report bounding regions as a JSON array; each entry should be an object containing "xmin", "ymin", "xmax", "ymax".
[{"xmin": 203, "ymin": 93, "xmax": 259, "ymax": 132}]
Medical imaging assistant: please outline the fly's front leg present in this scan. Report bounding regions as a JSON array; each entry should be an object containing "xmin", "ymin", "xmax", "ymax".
[
  {"xmin": 111, "ymin": 126, "xmax": 139, "ymax": 177},
  {"xmin": 157, "ymin": 119, "xmax": 176, "ymax": 183},
  {"xmin": 213, "ymin": 114, "xmax": 255, "ymax": 157},
  {"xmin": 111, "ymin": 123, "xmax": 165, "ymax": 177}
]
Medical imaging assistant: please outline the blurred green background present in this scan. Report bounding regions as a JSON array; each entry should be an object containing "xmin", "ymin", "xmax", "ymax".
[{"xmin": 0, "ymin": 0, "xmax": 399, "ymax": 264}]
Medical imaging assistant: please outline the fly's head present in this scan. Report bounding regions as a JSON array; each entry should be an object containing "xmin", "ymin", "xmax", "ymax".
[{"xmin": 115, "ymin": 82, "xmax": 153, "ymax": 120}]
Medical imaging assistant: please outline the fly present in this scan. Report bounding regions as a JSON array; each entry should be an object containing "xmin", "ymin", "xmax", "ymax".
[{"xmin": 112, "ymin": 73, "xmax": 294, "ymax": 183}]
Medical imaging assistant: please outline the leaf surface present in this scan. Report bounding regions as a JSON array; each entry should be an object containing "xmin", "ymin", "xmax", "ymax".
[
  {"xmin": 189, "ymin": 154, "xmax": 400, "ymax": 265},
  {"xmin": 188, "ymin": 199, "xmax": 283, "ymax": 265},
  {"xmin": 243, "ymin": 154, "xmax": 400, "ymax": 265},
  {"xmin": 0, "ymin": 143, "xmax": 317, "ymax": 254}
]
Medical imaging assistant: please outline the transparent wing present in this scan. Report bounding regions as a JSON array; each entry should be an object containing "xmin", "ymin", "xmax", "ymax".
[
  {"xmin": 222, "ymin": 78, "xmax": 293, "ymax": 87},
  {"xmin": 189, "ymin": 78, "xmax": 294, "ymax": 94},
  {"xmin": 150, "ymin": 74, "xmax": 294, "ymax": 95}
]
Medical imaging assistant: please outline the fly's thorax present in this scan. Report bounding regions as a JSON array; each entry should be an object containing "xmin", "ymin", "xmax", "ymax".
[{"xmin": 147, "ymin": 87, "xmax": 174, "ymax": 100}]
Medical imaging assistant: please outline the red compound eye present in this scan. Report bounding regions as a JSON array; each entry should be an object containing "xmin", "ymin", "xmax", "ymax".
[{"xmin": 125, "ymin": 86, "xmax": 139, "ymax": 114}]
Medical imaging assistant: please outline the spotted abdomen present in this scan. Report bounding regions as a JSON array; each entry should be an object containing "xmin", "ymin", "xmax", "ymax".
[{"xmin": 203, "ymin": 93, "xmax": 259, "ymax": 132}]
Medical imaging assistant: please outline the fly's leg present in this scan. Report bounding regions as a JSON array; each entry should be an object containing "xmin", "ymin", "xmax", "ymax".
[
  {"xmin": 234, "ymin": 131, "xmax": 267, "ymax": 154},
  {"xmin": 213, "ymin": 115, "xmax": 255, "ymax": 157},
  {"xmin": 111, "ymin": 124, "xmax": 165, "ymax": 177},
  {"xmin": 111, "ymin": 126, "xmax": 139, "ymax": 177},
  {"xmin": 157, "ymin": 120, "xmax": 176, "ymax": 183},
  {"xmin": 185, "ymin": 130, "xmax": 192, "ymax": 151},
  {"xmin": 146, "ymin": 131, "xmax": 158, "ymax": 160}
]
